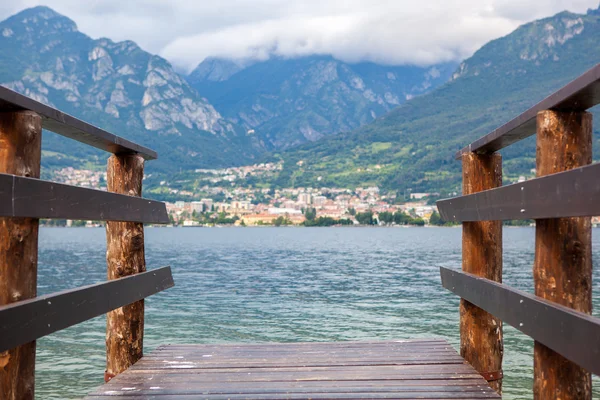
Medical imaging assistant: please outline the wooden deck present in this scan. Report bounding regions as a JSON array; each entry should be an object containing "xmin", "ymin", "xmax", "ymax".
[{"xmin": 86, "ymin": 339, "xmax": 500, "ymax": 399}]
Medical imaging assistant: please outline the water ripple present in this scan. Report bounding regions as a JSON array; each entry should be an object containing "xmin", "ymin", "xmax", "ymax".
[{"xmin": 34, "ymin": 226, "xmax": 600, "ymax": 399}]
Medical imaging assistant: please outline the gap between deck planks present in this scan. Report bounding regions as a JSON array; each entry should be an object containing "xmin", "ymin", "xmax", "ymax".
[{"xmin": 86, "ymin": 339, "xmax": 500, "ymax": 399}]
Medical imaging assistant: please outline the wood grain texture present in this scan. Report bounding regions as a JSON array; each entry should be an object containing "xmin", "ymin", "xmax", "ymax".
[
  {"xmin": 533, "ymin": 110, "xmax": 592, "ymax": 400},
  {"xmin": 105, "ymin": 155, "xmax": 147, "ymax": 382},
  {"xmin": 460, "ymin": 153, "xmax": 503, "ymax": 394},
  {"xmin": 0, "ymin": 111, "xmax": 42, "ymax": 400},
  {"xmin": 85, "ymin": 340, "xmax": 501, "ymax": 399}
]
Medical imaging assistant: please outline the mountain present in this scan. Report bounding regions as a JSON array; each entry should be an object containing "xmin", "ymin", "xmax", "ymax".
[
  {"xmin": 0, "ymin": 6, "xmax": 261, "ymax": 172},
  {"xmin": 187, "ymin": 56, "xmax": 456, "ymax": 149},
  {"xmin": 266, "ymin": 7, "xmax": 600, "ymax": 194}
]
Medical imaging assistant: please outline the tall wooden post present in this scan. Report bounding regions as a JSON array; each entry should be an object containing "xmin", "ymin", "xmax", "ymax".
[
  {"xmin": 533, "ymin": 110, "xmax": 592, "ymax": 399},
  {"xmin": 461, "ymin": 152, "xmax": 503, "ymax": 394},
  {"xmin": 0, "ymin": 111, "xmax": 42, "ymax": 400},
  {"xmin": 105, "ymin": 154, "xmax": 146, "ymax": 381}
]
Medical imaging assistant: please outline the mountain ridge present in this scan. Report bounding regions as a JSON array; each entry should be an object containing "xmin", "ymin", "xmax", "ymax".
[
  {"xmin": 186, "ymin": 55, "xmax": 456, "ymax": 149},
  {"xmin": 0, "ymin": 5, "xmax": 261, "ymax": 172},
  {"xmin": 262, "ymin": 7, "xmax": 600, "ymax": 194}
]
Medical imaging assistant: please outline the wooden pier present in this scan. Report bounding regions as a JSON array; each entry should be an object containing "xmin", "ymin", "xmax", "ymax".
[
  {"xmin": 1, "ymin": 64, "xmax": 600, "ymax": 399},
  {"xmin": 86, "ymin": 340, "xmax": 499, "ymax": 399}
]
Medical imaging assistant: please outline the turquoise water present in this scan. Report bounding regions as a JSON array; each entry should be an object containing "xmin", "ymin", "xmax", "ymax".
[{"xmin": 34, "ymin": 226, "xmax": 600, "ymax": 399}]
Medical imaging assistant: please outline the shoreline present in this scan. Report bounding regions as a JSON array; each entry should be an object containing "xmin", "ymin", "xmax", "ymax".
[{"xmin": 37, "ymin": 224, "xmax": 540, "ymax": 229}]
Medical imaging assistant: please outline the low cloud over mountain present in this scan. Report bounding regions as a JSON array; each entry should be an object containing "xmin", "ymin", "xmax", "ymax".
[{"xmin": 0, "ymin": 1, "xmax": 598, "ymax": 72}]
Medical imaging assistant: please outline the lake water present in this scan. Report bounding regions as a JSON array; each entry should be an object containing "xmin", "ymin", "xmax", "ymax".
[{"xmin": 34, "ymin": 226, "xmax": 600, "ymax": 399}]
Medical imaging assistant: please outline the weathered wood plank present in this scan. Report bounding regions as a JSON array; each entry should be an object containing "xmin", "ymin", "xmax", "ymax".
[
  {"xmin": 455, "ymin": 62, "xmax": 600, "ymax": 158},
  {"xmin": 0, "ymin": 173, "xmax": 168, "ymax": 223},
  {"xmin": 92, "ymin": 378, "xmax": 489, "ymax": 388},
  {"xmin": 88, "ymin": 394, "xmax": 499, "ymax": 399},
  {"xmin": 127, "ymin": 364, "xmax": 475, "ymax": 375},
  {"xmin": 0, "ymin": 86, "xmax": 157, "ymax": 160},
  {"xmin": 88, "ymin": 392, "xmax": 499, "ymax": 399},
  {"xmin": 0, "ymin": 267, "xmax": 173, "ymax": 353},
  {"xmin": 437, "ymin": 162, "xmax": 600, "ymax": 222},
  {"xmin": 440, "ymin": 267, "xmax": 600, "ymax": 376},
  {"xmin": 86, "ymin": 340, "xmax": 500, "ymax": 399},
  {"xmin": 129, "ymin": 358, "xmax": 466, "ymax": 370}
]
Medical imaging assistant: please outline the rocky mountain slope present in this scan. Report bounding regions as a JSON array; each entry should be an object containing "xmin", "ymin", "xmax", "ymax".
[
  {"xmin": 0, "ymin": 6, "xmax": 260, "ymax": 172},
  {"xmin": 267, "ymin": 7, "xmax": 600, "ymax": 193},
  {"xmin": 187, "ymin": 56, "xmax": 456, "ymax": 149}
]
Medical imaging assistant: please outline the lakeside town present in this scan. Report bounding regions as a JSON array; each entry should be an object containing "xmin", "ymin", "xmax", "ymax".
[
  {"xmin": 49, "ymin": 165, "xmax": 447, "ymax": 227},
  {"xmin": 49, "ymin": 165, "xmax": 600, "ymax": 228}
]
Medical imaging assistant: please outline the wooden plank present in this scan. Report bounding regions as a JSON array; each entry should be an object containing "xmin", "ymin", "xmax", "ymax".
[
  {"xmin": 90, "ymin": 383, "xmax": 493, "ymax": 392},
  {"xmin": 128, "ymin": 363, "xmax": 473, "ymax": 374},
  {"xmin": 154, "ymin": 342, "xmax": 453, "ymax": 352},
  {"xmin": 0, "ymin": 85, "xmax": 157, "ymax": 160},
  {"xmin": 455, "ymin": 62, "xmax": 600, "ymax": 158},
  {"xmin": 0, "ymin": 267, "xmax": 173, "ymax": 353},
  {"xmin": 440, "ymin": 267, "xmax": 600, "ymax": 376},
  {"xmin": 131, "ymin": 357, "xmax": 466, "ymax": 369},
  {"xmin": 87, "ymin": 385, "xmax": 499, "ymax": 393},
  {"xmin": 89, "ymin": 391, "xmax": 499, "ymax": 400},
  {"xmin": 0, "ymin": 173, "xmax": 169, "ymax": 223},
  {"xmin": 437, "ymin": 162, "xmax": 600, "ymax": 222},
  {"xmin": 92, "ymin": 378, "xmax": 489, "ymax": 388},
  {"xmin": 533, "ymin": 110, "xmax": 592, "ymax": 400},
  {"xmin": 0, "ymin": 110, "xmax": 42, "ymax": 400},
  {"xmin": 88, "ymin": 392, "xmax": 499, "ymax": 399}
]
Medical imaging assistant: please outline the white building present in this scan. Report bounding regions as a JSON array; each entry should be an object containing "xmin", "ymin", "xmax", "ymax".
[
  {"xmin": 312, "ymin": 196, "xmax": 327, "ymax": 206},
  {"xmin": 190, "ymin": 201, "xmax": 204, "ymax": 213},
  {"xmin": 298, "ymin": 193, "xmax": 312, "ymax": 205},
  {"xmin": 268, "ymin": 207, "xmax": 302, "ymax": 215}
]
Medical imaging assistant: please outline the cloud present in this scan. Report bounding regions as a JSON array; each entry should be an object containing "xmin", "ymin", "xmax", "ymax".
[{"xmin": 1, "ymin": 0, "xmax": 598, "ymax": 72}]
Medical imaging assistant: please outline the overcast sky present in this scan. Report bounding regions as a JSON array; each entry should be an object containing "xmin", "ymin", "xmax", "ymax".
[{"xmin": 1, "ymin": 1, "xmax": 598, "ymax": 72}]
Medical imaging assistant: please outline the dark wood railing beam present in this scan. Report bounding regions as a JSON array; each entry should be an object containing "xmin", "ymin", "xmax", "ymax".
[
  {"xmin": 436, "ymin": 162, "xmax": 600, "ymax": 222},
  {"xmin": 0, "ymin": 86, "xmax": 157, "ymax": 160},
  {"xmin": 455, "ymin": 63, "xmax": 600, "ymax": 159},
  {"xmin": 0, "ymin": 173, "xmax": 168, "ymax": 223},
  {"xmin": 440, "ymin": 268, "xmax": 600, "ymax": 376},
  {"xmin": 0, "ymin": 267, "xmax": 173, "ymax": 353}
]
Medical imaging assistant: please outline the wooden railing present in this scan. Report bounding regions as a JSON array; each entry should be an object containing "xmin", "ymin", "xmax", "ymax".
[
  {"xmin": 0, "ymin": 86, "xmax": 173, "ymax": 399},
  {"xmin": 437, "ymin": 63, "xmax": 600, "ymax": 399}
]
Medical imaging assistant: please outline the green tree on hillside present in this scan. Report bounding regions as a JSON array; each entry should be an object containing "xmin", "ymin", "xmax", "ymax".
[
  {"xmin": 304, "ymin": 207, "xmax": 317, "ymax": 221},
  {"xmin": 355, "ymin": 211, "xmax": 375, "ymax": 225}
]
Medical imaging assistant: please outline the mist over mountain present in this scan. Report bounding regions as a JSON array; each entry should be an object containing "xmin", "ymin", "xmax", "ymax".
[
  {"xmin": 266, "ymin": 6, "xmax": 600, "ymax": 193},
  {"xmin": 3, "ymin": 5, "xmax": 599, "ymax": 197},
  {"xmin": 0, "ymin": 6, "xmax": 456, "ymax": 175}
]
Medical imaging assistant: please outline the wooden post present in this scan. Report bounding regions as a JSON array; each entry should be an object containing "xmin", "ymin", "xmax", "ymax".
[
  {"xmin": 534, "ymin": 110, "xmax": 592, "ymax": 399},
  {"xmin": 0, "ymin": 111, "xmax": 42, "ymax": 400},
  {"xmin": 461, "ymin": 152, "xmax": 503, "ymax": 394},
  {"xmin": 105, "ymin": 154, "xmax": 146, "ymax": 382}
]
